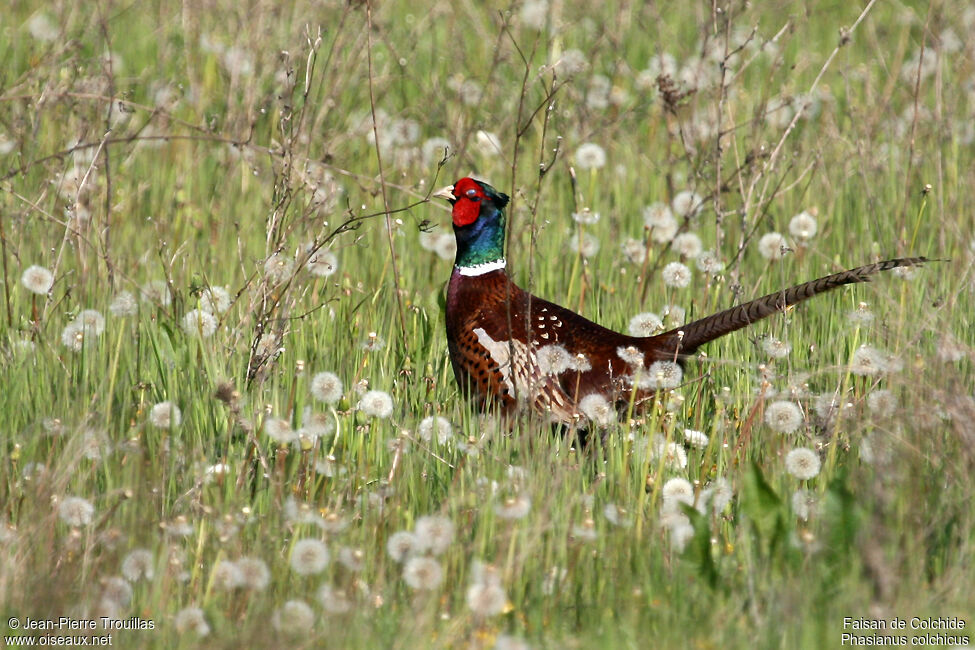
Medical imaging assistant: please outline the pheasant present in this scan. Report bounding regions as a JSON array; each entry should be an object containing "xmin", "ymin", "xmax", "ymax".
[{"xmin": 433, "ymin": 177, "xmax": 926, "ymax": 426}]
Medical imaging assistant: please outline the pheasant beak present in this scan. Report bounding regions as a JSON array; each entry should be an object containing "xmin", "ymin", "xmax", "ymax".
[{"xmin": 432, "ymin": 184, "xmax": 456, "ymax": 204}]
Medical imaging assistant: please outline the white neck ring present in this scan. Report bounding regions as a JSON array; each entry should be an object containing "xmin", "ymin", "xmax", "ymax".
[{"xmin": 456, "ymin": 258, "xmax": 506, "ymax": 276}]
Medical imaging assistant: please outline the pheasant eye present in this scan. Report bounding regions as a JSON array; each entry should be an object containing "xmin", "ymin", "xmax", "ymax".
[{"xmin": 465, "ymin": 188, "xmax": 478, "ymax": 199}]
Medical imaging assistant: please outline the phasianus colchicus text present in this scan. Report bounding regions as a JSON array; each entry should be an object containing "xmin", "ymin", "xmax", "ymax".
[{"xmin": 434, "ymin": 177, "xmax": 926, "ymax": 426}]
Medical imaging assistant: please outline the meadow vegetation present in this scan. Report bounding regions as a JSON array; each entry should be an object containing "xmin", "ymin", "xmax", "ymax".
[{"xmin": 1, "ymin": 0, "xmax": 973, "ymax": 647}]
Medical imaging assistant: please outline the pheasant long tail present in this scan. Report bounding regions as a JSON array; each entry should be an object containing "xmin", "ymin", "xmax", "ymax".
[{"xmin": 649, "ymin": 257, "xmax": 928, "ymax": 358}]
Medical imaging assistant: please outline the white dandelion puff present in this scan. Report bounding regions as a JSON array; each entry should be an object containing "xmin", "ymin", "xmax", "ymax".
[
  {"xmin": 788, "ymin": 210, "xmax": 818, "ymax": 241},
  {"xmin": 109, "ymin": 291, "xmax": 137, "ymax": 316},
  {"xmin": 418, "ymin": 416, "xmax": 452, "ymax": 444},
  {"xmin": 661, "ymin": 262, "xmax": 692, "ymax": 288},
  {"xmin": 21, "ymin": 265, "xmax": 54, "ymax": 294},
  {"xmin": 579, "ymin": 393, "xmax": 615, "ymax": 427},
  {"xmin": 358, "ymin": 390, "xmax": 394, "ymax": 418},
  {"xmin": 58, "ymin": 496, "xmax": 95, "ymax": 527},
  {"xmin": 414, "ymin": 515, "xmax": 455, "ymax": 555},
  {"xmin": 289, "ymin": 538, "xmax": 329, "ymax": 575},
  {"xmin": 671, "ymin": 232, "xmax": 703, "ymax": 259},
  {"xmin": 310, "ymin": 371, "xmax": 343, "ymax": 404},
  {"xmin": 672, "ymin": 190, "xmax": 704, "ymax": 217},
  {"xmin": 574, "ymin": 142, "xmax": 607, "ymax": 170},
  {"xmin": 537, "ymin": 344, "xmax": 573, "ymax": 375},
  {"xmin": 149, "ymin": 401, "xmax": 182, "ymax": 429},
  {"xmin": 646, "ymin": 361, "xmax": 683, "ymax": 390},
  {"xmin": 758, "ymin": 232, "xmax": 789, "ymax": 260},
  {"xmin": 272, "ymin": 600, "xmax": 314, "ymax": 634},
  {"xmin": 765, "ymin": 400, "xmax": 803, "ymax": 433},
  {"xmin": 628, "ymin": 312, "xmax": 663, "ymax": 337},
  {"xmin": 182, "ymin": 309, "xmax": 217, "ymax": 337},
  {"xmin": 403, "ymin": 556, "xmax": 444, "ymax": 590},
  {"xmin": 785, "ymin": 448, "xmax": 821, "ymax": 480},
  {"xmin": 387, "ymin": 530, "xmax": 418, "ymax": 562},
  {"xmin": 264, "ymin": 253, "xmax": 295, "ymax": 284}
]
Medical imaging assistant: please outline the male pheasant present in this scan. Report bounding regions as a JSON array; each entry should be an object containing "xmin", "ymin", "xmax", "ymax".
[{"xmin": 434, "ymin": 177, "xmax": 926, "ymax": 426}]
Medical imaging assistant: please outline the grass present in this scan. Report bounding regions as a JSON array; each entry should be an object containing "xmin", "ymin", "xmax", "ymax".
[{"xmin": 1, "ymin": 0, "xmax": 973, "ymax": 648}]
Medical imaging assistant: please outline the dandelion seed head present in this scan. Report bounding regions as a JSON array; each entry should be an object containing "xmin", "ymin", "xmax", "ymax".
[
  {"xmin": 140, "ymin": 281, "xmax": 172, "ymax": 307},
  {"xmin": 671, "ymin": 232, "xmax": 703, "ymax": 259},
  {"xmin": 264, "ymin": 417, "xmax": 296, "ymax": 444},
  {"xmin": 149, "ymin": 401, "xmax": 182, "ymax": 429},
  {"xmin": 785, "ymin": 447, "xmax": 821, "ymax": 480},
  {"xmin": 788, "ymin": 210, "xmax": 818, "ymax": 241},
  {"xmin": 182, "ymin": 309, "xmax": 217, "ymax": 337},
  {"xmin": 765, "ymin": 400, "xmax": 803, "ymax": 433},
  {"xmin": 306, "ymin": 247, "xmax": 339, "ymax": 277},
  {"xmin": 672, "ymin": 190, "xmax": 704, "ymax": 217},
  {"xmin": 433, "ymin": 233, "xmax": 457, "ymax": 260},
  {"xmin": 662, "ymin": 262, "xmax": 692, "ymax": 288},
  {"xmin": 574, "ymin": 143, "xmax": 607, "ymax": 170},
  {"xmin": 571, "ymin": 208, "xmax": 600, "ymax": 225},
  {"xmin": 264, "ymin": 253, "xmax": 295, "ymax": 284},
  {"xmin": 628, "ymin": 312, "xmax": 663, "ymax": 337},
  {"xmin": 791, "ymin": 489, "xmax": 818, "ymax": 521},
  {"xmin": 621, "ymin": 238, "xmax": 648, "ymax": 264},
  {"xmin": 762, "ymin": 337, "xmax": 792, "ymax": 359},
  {"xmin": 662, "ymin": 477, "xmax": 694, "ymax": 509},
  {"xmin": 272, "ymin": 600, "xmax": 315, "ymax": 634},
  {"xmin": 414, "ymin": 515, "xmax": 455, "ymax": 555},
  {"xmin": 359, "ymin": 390, "xmax": 393, "ymax": 418},
  {"xmin": 695, "ymin": 250, "xmax": 725, "ymax": 274},
  {"xmin": 21, "ymin": 265, "xmax": 54, "ymax": 294},
  {"xmin": 310, "ymin": 371, "xmax": 343, "ymax": 403},
  {"xmin": 616, "ymin": 345, "xmax": 645, "ymax": 367},
  {"xmin": 338, "ymin": 547, "xmax": 364, "ymax": 572},
  {"xmin": 109, "ymin": 291, "xmax": 137, "ymax": 316},
  {"xmin": 237, "ymin": 556, "xmax": 270, "ymax": 591},
  {"xmin": 708, "ymin": 477, "xmax": 733, "ymax": 513},
  {"xmin": 317, "ymin": 584, "xmax": 352, "ymax": 614},
  {"xmin": 58, "ymin": 496, "xmax": 95, "ymax": 527},
  {"xmin": 537, "ymin": 344, "xmax": 572, "ymax": 375},
  {"xmin": 476, "ymin": 130, "xmax": 503, "ymax": 157},
  {"xmin": 647, "ymin": 361, "xmax": 683, "ymax": 390},
  {"xmin": 211, "ymin": 559, "xmax": 244, "ymax": 590},
  {"xmin": 643, "ymin": 204, "xmax": 678, "ymax": 243},
  {"xmin": 466, "ymin": 577, "xmax": 508, "ymax": 617},
  {"xmin": 418, "ymin": 416, "xmax": 452, "ymax": 444},
  {"xmin": 200, "ymin": 286, "xmax": 231, "ymax": 314},
  {"xmin": 758, "ymin": 232, "xmax": 789, "ymax": 260},
  {"xmin": 174, "ymin": 607, "xmax": 209, "ymax": 636},
  {"xmin": 289, "ymin": 538, "xmax": 329, "ymax": 576},
  {"xmin": 120, "ymin": 549, "xmax": 154, "ymax": 582},
  {"xmin": 387, "ymin": 530, "xmax": 418, "ymax": 562},
  {"xmin": 519, "ymin": 0, "xmax": 548, "ymax": 30},
  {"xmin": 579, "ymin": 393, "xmax": 615, "ymax": 427},
  {"xmin": 403, "ymin": 556, "xmax": 444, "ymax": 590},
  {"xmin": 495, "ymin": 493, "xmax": 532, "ymax": 520},
  {"xmin": 683, "ymin": 428, "xmax": 709, "ymax": 448},
  {"xmin": 850, "ymin": 345, "xmax": 885, "ymax": 376},
  {"xmin": 568, "ymin": 232, "xmax": 600, "ymax": 258},
  {"xmin": 60, "ymin": 322, "xmax": 89, "ymax": 351},
  {"xmin": 866, "ymin": 389, "xmax": 897, "ymax": 417}
]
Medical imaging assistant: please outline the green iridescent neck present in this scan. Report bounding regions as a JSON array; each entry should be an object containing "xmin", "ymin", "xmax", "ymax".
[{"xmin": 454, "ymin": 206, "xmax": 506, "ymax": 269}]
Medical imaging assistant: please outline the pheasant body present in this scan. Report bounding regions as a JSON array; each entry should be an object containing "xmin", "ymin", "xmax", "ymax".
[{"xmin": 435, "ymin": 177, "xmax": 926, "ymax": 425}]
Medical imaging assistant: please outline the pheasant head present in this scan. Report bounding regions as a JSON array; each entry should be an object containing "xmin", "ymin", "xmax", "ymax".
[{"xmin": 435, "ymin": 177, "xmax": 509, "ymax": 272}]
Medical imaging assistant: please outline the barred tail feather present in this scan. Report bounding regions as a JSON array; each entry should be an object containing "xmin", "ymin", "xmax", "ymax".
[{"xmin": 648, "ymin": 257, "xmax": 928, "ymax": 358}]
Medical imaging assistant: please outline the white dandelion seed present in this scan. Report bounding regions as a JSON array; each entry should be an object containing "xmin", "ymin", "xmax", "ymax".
[
  {"xmin": 661, "ymin": 477, "xmax": 694, "ymax": 511},
  {"xmin": 495, "ymin": 493, "xmax": 532, "ymax": 520},
  {"xmin": 765, "ymin": 400, "xmax": 803, "ymax": 433},
  {"xmin": 433, "ymin": 233, "xmax": 457, "ymax": 260},
  {"xmin": 683, "ymin": 428, "xmax": 709, "ymax": 448},
  {"xmin": 653, "ymin": 439, "xmax": 688, "ymax": 470},
  {"xmin": 643, "ymin": 203, "xmax": 679, "ymax": 243},
  {"xmin": 289, "ymin": 538, "xmax": 329, "ymax": 575},
  {"xmin": 571, "ymin": 208, "xmax": 600, "ymax": 224},
  {"xmin": 707, "ymin": 477, "xmax": 733, "ymax": 513},
  {"xmin": 672, "ymin": 190, "xmax": 704, "ymax": 217},
  {"xmin": 317, "ymin": 584, "xmax": 352, "ymax": 614},
  {"xmin": 785, "ymin": 448, "xmax": 821, "ymax": 480},
  {"xmin": 758, "ymin": 232, "xmax": 789, "ymax": 260},
  {"xmin": 866, "ymin": 389, "xmax": 897, "ymax": 417},
  {"xmin": 661, "ymin": 262, "xmax": 691, "ymax": 288},
  {"xmin": 574, "ymin": 142, "xmax": 607, "ymax": 170},
  {"xmin": 109, "ymin": 291, "xmax": 137, "ymax": 316},
  {"xmin": 579, "ymin": 393, "xmax": 615, "ymax": 427},
  {"xmin": 182, "ymin": 309, "xmax": 217, "ymax": 337},
  {"xmin": 646, "ymin": 361, "xmax": 683, "ymax": 390},
  {"xmin": 174, "ymin": 607, "xmax": 210, "ymax": 636},
  {"xmin": 387, "ymin": 530, "xmax": 418, "ymax": 562},
  {"xmin": 199, "ymin": 286, "xmax": 231, "ymax": 314},
  {"xmin": 74, "ymin": 309, "xmax": 105, "ymax": 336},
  {"xmin": 414, "ymin": 515, "xmax": 455, "ymax": 555},
  {"xmin": 264, "ymin": 252, "xmax": 295, "ymax": 284},
  {"xmin": 791, "ymin": 489, "xmax": 818, "ymax": 521},
  {"xmin": 358, "ymin": 390, "xmax": 393, "ymax": 418},
  {"xmin": 120, "ymin": 549, "xmax": 154, "ymax": 582},
  {"xmin": 58, "ymin": 496, "xmax": 95, "ymax": 527},
  {"xmin": 310, "ymin": 371, "xmax": 343, "ymax": 404},
  {"xmin": 263, "ymin": 418, "xmax": 296, "ymax": 444},
  {"xmin": 211, "ymin": 559, "xmax": 244, "ymax": 590},
  {"xmin": 476, "ymin": 130, "xmax": 503, "ymax": 157},
  {"xmin": 850, "ymin": 345, "xmax": 885, "ymax": 376},
  {"xmin": 403, "ymin": 556, "xmax": 444, "ymax": 590},
  {"xmin": 695, "ymin": 250, "xmax": 725, "ymax": 274},
  {"xmin": 149, "ymin": 401, "xmax": 182, "ymax": 429},
  {"xmin": 568, "ymin": 232, "xmax": 600, "ymax": 258},
  {"xmin": 537, "ymin": 344, "xmax": 572, "ymax": 375},
  {"xmin": 616, "ymin": 345, "xmax": 645, "ymax": 367},
  {"xmin": 140, "ymin": 281, "xmax": 172, "ymax": 307},
  {"xmin": 788, "ymin": 210, "xmax": 818, "ymax": 241},
  {"xmin": 628, "ymin": 312, "xmax": 663, "ymax": 337},
  {"xmin": 762, "ymin": 337, "xmax": 792, "ymax": 359},
  {"xmin": 60, "ymin": 322, "xmax": 90, "ymax": 352},
  {"xmin": 621, "ymin": 238, "xmax": 648, "ymax": 264},
  {"xmin": 418, "ymin": 416, "xmax": 452, "ymax": 444},
  {"xmin": 272, "ymin": 600, "xmax": 314, "ymax": 634},
  {"xmin": 237, "ymin": 556, "xmax": 270, "ymax": 591},
  {"xmin": 306, "ymin": 246, "xmax": 339, "ymax": 277},
  {"xmin": 671, "ymin": 232, "xmax": 703, "ymax": 259},
  {"xmin": 21, "ymin": 265, "xmax": 54, "ymax": 294}
]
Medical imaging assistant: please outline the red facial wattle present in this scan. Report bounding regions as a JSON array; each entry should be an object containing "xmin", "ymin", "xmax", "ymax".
[{"xmin": 451, "ymin": 177, "xmax": 486, "ymax": 227}]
